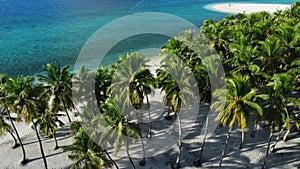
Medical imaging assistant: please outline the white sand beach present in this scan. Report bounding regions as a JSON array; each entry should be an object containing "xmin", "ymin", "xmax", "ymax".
[
  {"xmin": 206, "ymin": 3, "xmax": 291, "ymax": 14},
  {"xmin": 1, "ymin": 58, "xmax": 300, "ymax": 169}
]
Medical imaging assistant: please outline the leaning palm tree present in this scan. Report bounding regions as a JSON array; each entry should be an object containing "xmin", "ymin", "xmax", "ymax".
[
  {"xmin": 0, "ymin": 109, "xmax": 19, "ymax": 148},
  {"xmin": 62, "ymin": 128, "xmax": 113, "ymax": 169},
  {"xmin": 35, "ymin": 108, "xmax": 65, "ymax": 150},
  {"xmin": 211, "ymin": 75, "xmax": 263, "ymax": 168},
  {"xmin": 38, "ymin": 64, "xmax": 75, "ymax": 122},
  {"xmin": 74, "ymin": 103, "xmax": 120, "ymax": 169},
  {"xmin": 0, "ymin": 76, "xmax": 28, "ymax": 164},
  {"xmin": 7, "ymin": 76, "xmax": 49, "ymax": 169},
  {"xmin": 99, "ymin": 98, "xmax": 140, "ymax": 169},
  {"xmin": 100, "ymin": 98, "xmax": 144, "ymax": 168},
  {"xmin": 99, "ymin": 98, "xmax": 144, "ymax": 168},
  {"xmin": 0, "ymin": 74, "xmax": 20, "ymax": 149}
]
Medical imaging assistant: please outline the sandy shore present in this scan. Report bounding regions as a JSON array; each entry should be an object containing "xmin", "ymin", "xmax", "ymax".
[
  {"xmin": 1, "ymin": 57, "xmax": 300, "ymax": 169},
  {"xmin": 206, "ymin": 3, "xmax": 291, "ymax": 15}
]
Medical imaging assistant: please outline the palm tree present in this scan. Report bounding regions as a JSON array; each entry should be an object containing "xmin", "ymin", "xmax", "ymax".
[
  {"xmin": 157, "ymin": 53, "xmax": 196, "ymax": 169},
  {"xmin": 0, "ymin": 109, "xmax": 19, "ymax": 148},
  {"xmin": 109, "ymin": 52, "xmax": 151, "ymax": 165},
  {"xmin": 256, "ymin": 73, "xmax": 300, "ymax": 169},
  {"xmin": 259, "ymin": 36, "xmax": 284, "ymax": 76},
  {"xmin": 95, "ymin": 66, "xmax": 114, "ymax": 108},
  {"xmin": 156, "ymin": 68, "xmax": 173, "ymax": 120},
  {"xmin": 134, "ymin": 69, "xmax": 156, "ymax": 138},
  {"xmin": 35, "ymin": 108, "xmax": 65, "ymax": 150},
  {"xmin": 38, "ymin": 64, "xmax": 75, "ymax": 122},
  {"xmin": 110, "ymin": 52, "xmax": 149, "ymax": 109},
  {"xmin": 99, "ymin": 98, "xmax": 140, "ymax": 169},
  {"xmin": 288, "ymin": 58, "xmax": 300, "ymax": 92},
  {"xmin": 5, "ymin": 76, "xmax": 49, "ymax": 168},
  {"xmin": 211, "ymin": 75, "xmax": 263, "ymax": 168},
  {"xmin": 62, "ymin": 128, "xmax": 113, "ymax": 169},
  {"xmin": 0, "ymin": 76, "xmax": 28, "ymax": 164},
  {"xmin": 194, "ymin": 3, "xmax": 300, "ymax": 168},
  {"xmin": 0, "ymin": 74, "xmax": 19, "ymax": 149},
  {"xmin": 72, "ymin": 103, "xmax": 120, "ymax": 169}
]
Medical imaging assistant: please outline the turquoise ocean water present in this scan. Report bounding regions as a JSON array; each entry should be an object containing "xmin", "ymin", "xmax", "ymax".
[{"xmin": 0, "ymin": 0, "xmax": 296, "ymax": 76}]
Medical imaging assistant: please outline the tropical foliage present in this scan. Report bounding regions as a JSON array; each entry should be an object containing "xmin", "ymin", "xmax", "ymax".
[{"xmin": 0, "ymin": 2, "xmax": 299, "ymax": 169}]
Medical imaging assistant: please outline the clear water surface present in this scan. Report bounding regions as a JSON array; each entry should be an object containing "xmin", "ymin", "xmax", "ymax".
[{"xmin": 0, "ymin": 0, "xmax": 296, "ymax": 76}]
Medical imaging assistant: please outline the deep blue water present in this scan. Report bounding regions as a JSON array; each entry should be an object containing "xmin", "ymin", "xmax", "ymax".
[{"xmin": 0, "ymin": 0, "xmax": 296, "ymax": 76}]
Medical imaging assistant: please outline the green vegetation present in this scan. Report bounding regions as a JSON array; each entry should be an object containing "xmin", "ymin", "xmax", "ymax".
[{"xmin": 0, "ymin": 2, "xmax": 299, "ymax": 169}]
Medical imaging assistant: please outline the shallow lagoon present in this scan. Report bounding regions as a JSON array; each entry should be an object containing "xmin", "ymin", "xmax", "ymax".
[{"xmin": 0, "ymin": 0, "xmax": 296, "ymax": 76}]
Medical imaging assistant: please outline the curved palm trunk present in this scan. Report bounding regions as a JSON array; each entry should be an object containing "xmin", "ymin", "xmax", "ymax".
[
  {"xmin": 194, "ymin": 115, "xmax": 209, "ymax": 166},
  {"xmin": 104, "ymin": 150, "xmax": 119, "ymax": 169},
  {"xmin": 62, "ymin": 101, "xmax": 72, "ymax": 123},
  {"xmin": 262, "ymin": 130, "xmax": 273, "ymax": 169},
  {"xmin": 175, "ymin": 113, "xmax": 182, "ymax": 169},
  {"xmin": 239, "ymin": 129, "xmax": 245, "ymax": 149},
  {"xmin": 219, "ymin": 128, "xmax": 232, "ymax": 168},
  {"xmin": 123, "ymin": 135, "xmax": 136, "ymax": 169},
  {"xmin": 49, "ymin": 127, "xmax": 59, "ymax": 150},
  {"xmin": 7, "ymin": 110, "xmax": 27, "ymax": 164},
  {"xmin": 283, "ymin": 130, "xmax": 290, "ymax": 142},
  {"xmin": 270, "ymin": 124, "xmax": 286, "ymax": 153},
  {"xmin": 7, "ymin": 129, "xmax": 19, "ymax": 148},
  {"xmin": 32, "ymin": 120, "xmax": 48, "ymax": 169},
  {"xmin": 126, "ymin": 148, "xmax": 136, "ymax": 169},
  {"xmin": 72, "ymin": 102, "xmax": 79, "ymax": 113},
  {"xmin": 146, "ymin": 95, "xmax": 152, "ymax": 138},
  {"xmin": 71, "ymin": 101, "xmax": 81, "ymax": 120}
]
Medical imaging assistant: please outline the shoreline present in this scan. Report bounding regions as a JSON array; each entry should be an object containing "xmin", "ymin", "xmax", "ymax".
[{"xmin": 205, "ymin": 3, "xmax": 291, "ymax": 15}]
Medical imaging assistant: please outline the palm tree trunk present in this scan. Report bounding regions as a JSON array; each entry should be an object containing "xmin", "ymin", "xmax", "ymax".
[
  {"xmin": 283, "ymin": 130, "xmax": 289, "ymax": 142},
  {"xmin": 122, "ymin": 135, "xmax": 136, "ymax": 169},
  {"xmin": 239, "ymin": 129, "xmax": 245, "ymax": 149},
  {"xmin": 32, "ymin": 120, "xmax": 48, "ymax": 169},
  {"xmin": 250, "ymin": 123, "xmax": 258, "ymax": 138},
  {"xmin": 7, "ymin": 129, "xmax": 19, "ymax": 148},
  {"xmin": 165, "ymin": 100, "xmax": 172, "ymax": 120},
  {"xmin": 270, "ymin": 124, "xmax": 286, "ymax": 153},
  {"xmin": 72, "ymin": 101, "xmax": 79, "ymax": 113},
  {"xmin": 146, "ymin": 94, "xmax": 152, "ymax": 138},
  {"xmin": 175, "ymin": 113, "xmax": 182, "ymax": 169},
  {"xmin": 139, "ymin": 135, "xmax": 146, "ymax": 166},
  {"xmin": 219, "ymin": 128, "xmax": 232, "ymax": 168},
  {"xmin": 62, "ymin": 101, "xmax": 72, "ymax": 122},
  {"xmin": 49, "ymin": 127, "xmax": 59, "ymax": 150},
  {"xmin": 104, "ymin": 150, "xmax": 119, "ymax": 169},
  {"xmin": 126, "ymin": 148, "xmax": 136, "ymax": 169},
  {"xmin": 262, "ymin": 130, "xmax": 273, "ymax": 169},
  {"xmin": 7, "ymin": 109, "xmax": 27, "ymax": 164},
  {"xmin": 194, "ymin": 115, "xmax": 209, "ymax": 166},
  {"xmin": 134, "ymin": 110, "xmax": 146, "ymax": 166},
  {"xmin": 172, "ymin": 113, "xmax": 177, "ymax": 135}
]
